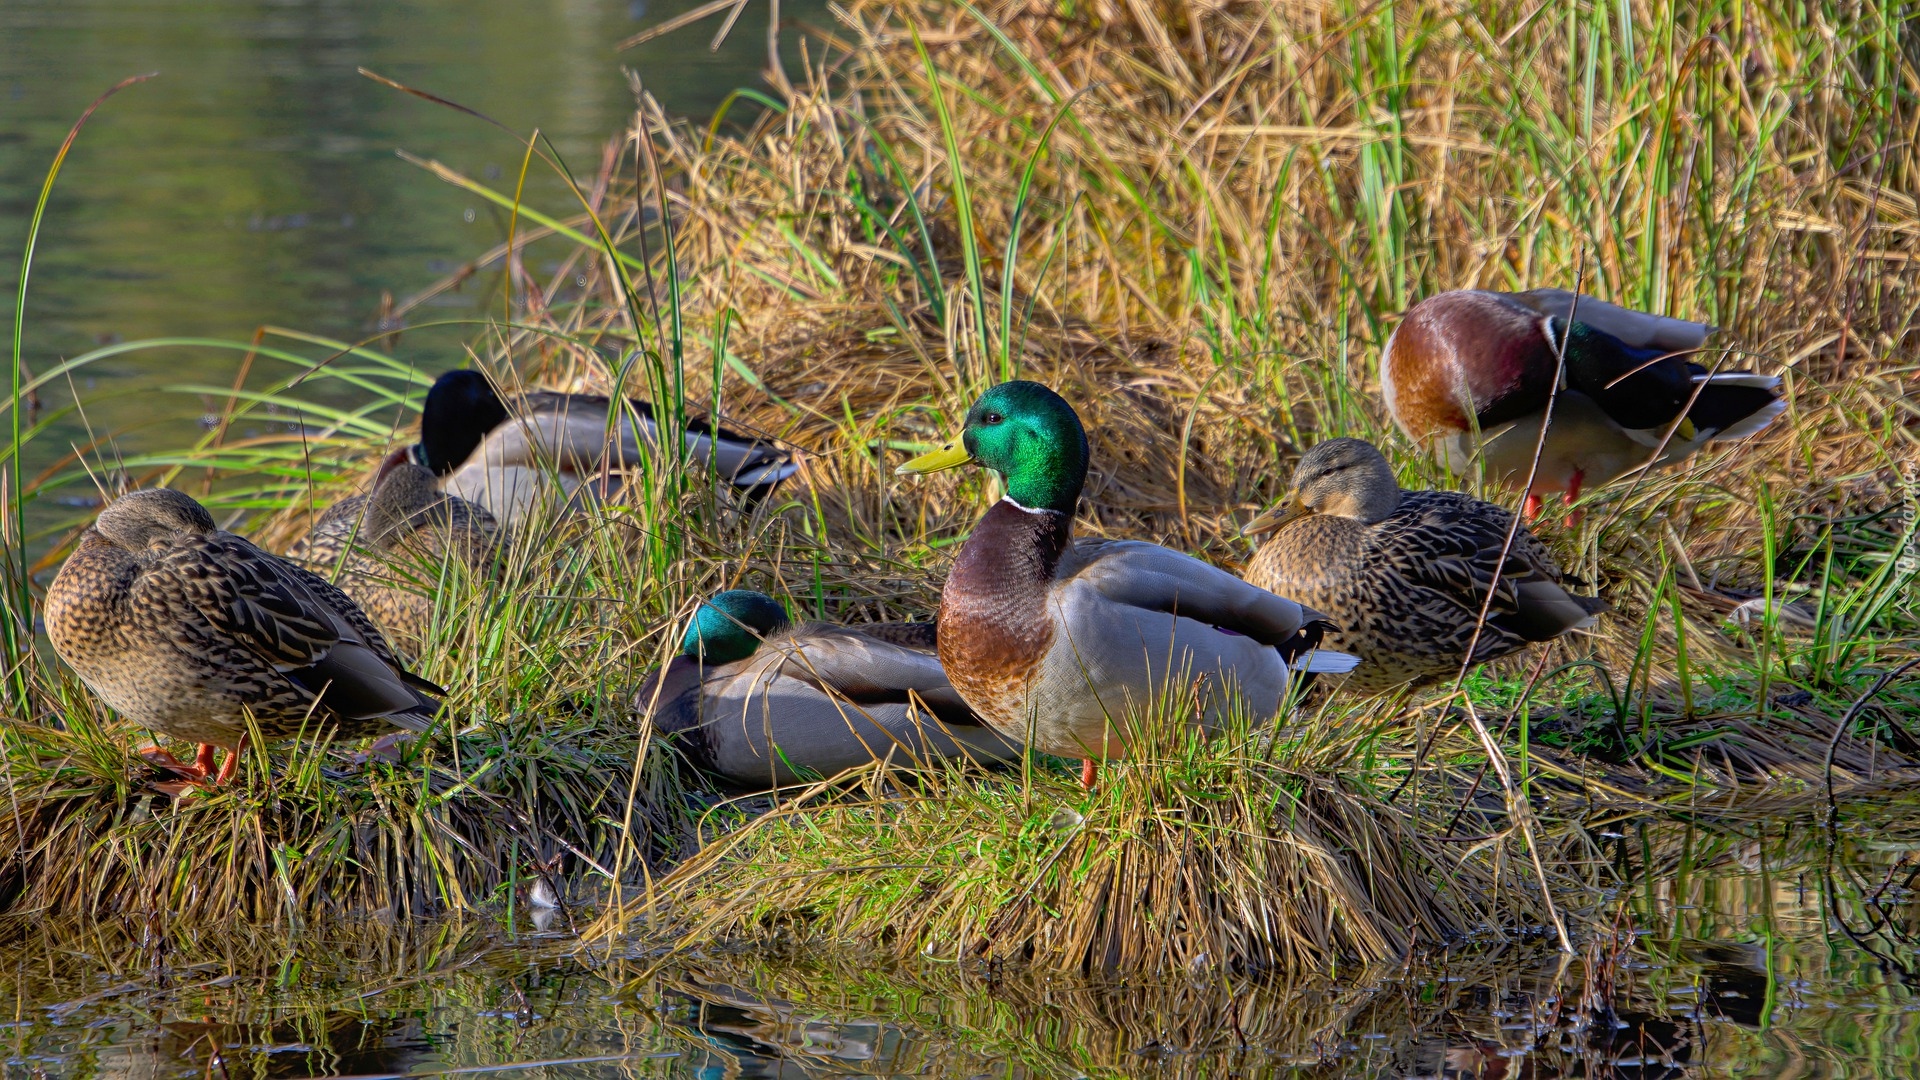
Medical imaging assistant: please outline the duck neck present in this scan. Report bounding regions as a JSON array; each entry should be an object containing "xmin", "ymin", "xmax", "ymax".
[{"xmin": 944, "ymin": 498, "xmax": 1073, "ymax": 613}]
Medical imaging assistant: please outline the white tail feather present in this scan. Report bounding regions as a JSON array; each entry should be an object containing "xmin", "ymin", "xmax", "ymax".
[
  {"xmin": 1708, "ymin": 396, "xmax": 1788, "ymax": 442},
  {"xmin": 1291, "ymin": 649, "xmax": 1361, "ymax": 674},
  {"xmin": 730, "ymin": 459, "xmax": 802, "ymax": 487},
  {"xmin": 1690, "ymin": 371, "xmax": 1781, "ymax": 389}
]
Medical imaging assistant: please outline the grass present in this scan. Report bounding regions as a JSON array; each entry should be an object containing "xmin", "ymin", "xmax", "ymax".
[
  {"xmin": 629, "ymin": 699, "xmax": 1557, "ymax": 975},
  {"xmin": 0, "ymin": 0, "xmax": 1915, "ymax": 974},
  {"xmin": 0, "ymin": 674, "xmax": 685, "ymax": 924}
]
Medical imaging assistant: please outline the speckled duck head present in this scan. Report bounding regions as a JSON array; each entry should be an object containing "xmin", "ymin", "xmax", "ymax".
[
  {"xmin": 364, "ymin": 448, "xmax": 449, "ymax": 541},
  {"xmin": 895, "ymin": 380, "xmax": 1089, "ymax": 513},
  {"xmin": 95, "ymin": 489, "xmax": 217, "ymax": 552},
  {"xmin": 1244, "ymin": 438, "xmax": 1405, "ymax": 535},
  {"xmin": 680, "ymin": 590, "xmax": 792, "ymax": 664}
]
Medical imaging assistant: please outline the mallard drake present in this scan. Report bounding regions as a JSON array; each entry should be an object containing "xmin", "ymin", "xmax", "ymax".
[
  {"xmin": 411, "ymin": 369, "xmax": 798, "ymax": 525},
  {"xmin": 1242, "ymin": 437, "xmax": 1608, "ymax": 692},
  {"xmin": 1381, "ymin": 289, "xmax": 1785, "ymax": 519},
  {"xmin": 634, "ymin": 590, "xmax": 1018, "ymax": 790},
  {"xmin": 289, "ymin": 449, "xmax": 501, "ymax": 655},
  {"xmin": 45, "ymin": 488, "xmax": 443, "ymax": 784},
  {"xmin": 896, "ymin": 381, "xmax": 1357, "ymax": 785}
]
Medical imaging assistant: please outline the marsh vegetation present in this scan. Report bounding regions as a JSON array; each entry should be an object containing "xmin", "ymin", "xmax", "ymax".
[{"xmin": 2, "ymin": 0, "xmax": 1917, "ymax": 1074}]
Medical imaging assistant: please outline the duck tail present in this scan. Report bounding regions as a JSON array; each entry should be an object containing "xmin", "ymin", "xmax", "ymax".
[
  {"xmin": 1274, "ymin": 615, "xmax": 1361, "ymax": 674},
  {"xmin": 1291, "ymin": 649, "xmax": 1361, "ymax": 675},
  {"xmin": 679, "ymin": 413, "xmax": 801, "ymax": 492},
  {"xmin": 1687, "ymin": 371, "xmax": 1785, "ymax": 441}
]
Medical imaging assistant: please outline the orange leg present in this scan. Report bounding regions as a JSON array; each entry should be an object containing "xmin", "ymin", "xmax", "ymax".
[
  {"xmin": 137, "ymin": 739, "xmax": 241, "ymax": 788},
  {"xmin": 212, "ymin": 734, "xmax": 245, "ymax": 785},
  {"xmin": 1080, "ymin": 757, "xmax": 1099, "ymax": 789},
  {"xmin": 1562, "ymin": 469, "xmax": 1586, "ymax": 528},
  {"xmin": 1523, "ymin": 492, "xmax": 1545, "ymax": 522}
]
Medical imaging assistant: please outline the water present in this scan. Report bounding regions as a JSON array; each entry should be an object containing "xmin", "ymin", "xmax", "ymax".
[
  {"xmin": 0, "ymin": 0, "xmax": 817, "ymax": 545},
  {"xmin": 2, "ymin": 808, "xmax": 1914, "ymax": 1078}
]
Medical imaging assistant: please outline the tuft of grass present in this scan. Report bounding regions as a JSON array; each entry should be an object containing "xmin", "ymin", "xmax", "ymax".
[
  {"xmin": 626, "ymin": 696, "xmax": 1561, "ymax": 975},
  {"xmin": 0, "ymin": 684, "xmax": 686, "ymax": 923}
]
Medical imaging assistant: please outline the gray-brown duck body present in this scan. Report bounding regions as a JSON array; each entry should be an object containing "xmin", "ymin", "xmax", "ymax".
[
  {"xmin": 47, "ymin": 489, "xmax": 441, "ymax": 778},
  {"xmin": 1244, "ymin": 438, "xmax": 1607, "ymax": 692}
]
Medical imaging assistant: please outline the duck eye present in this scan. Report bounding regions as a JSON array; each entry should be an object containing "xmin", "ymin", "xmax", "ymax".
[{"xmin": 982, "ymin": 412, "xmax": 1004, "ymax": 425}]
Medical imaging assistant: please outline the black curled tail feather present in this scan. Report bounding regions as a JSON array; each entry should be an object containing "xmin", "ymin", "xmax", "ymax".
[
  {"xmin": 1686, "ymin": 374, "xmax": 1784, "ymax": 440},
  {"xmin": 1275, "ymin": 617, "xmax": 1333, "ymax": 668}
]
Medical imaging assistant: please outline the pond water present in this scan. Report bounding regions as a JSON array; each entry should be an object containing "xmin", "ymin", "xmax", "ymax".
[
  {"xmin": 2, "ymin": 805, "xmax": 1915, "ymax": 1079},
  {"xmin": 0, "ymin": 0, "xmax": 819, "ymax": 548}
]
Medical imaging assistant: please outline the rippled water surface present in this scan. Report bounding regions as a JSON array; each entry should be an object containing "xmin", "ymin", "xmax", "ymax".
[
  {"xmin": 2, "ymin": 807, "xmax": 1915, "ymax": 1079},
  {"xmin": 1, "ymin": 0, "xmax": 817, "ymax": 544}
]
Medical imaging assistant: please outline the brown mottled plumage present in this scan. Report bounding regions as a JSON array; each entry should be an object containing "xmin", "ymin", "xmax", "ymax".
[
  {"xmin": 46, "ymin": 488, "xmax": 442, "ymax": 782},
  {"xmin": 1243, "ymin": 438, "xmax": 1607, "ymax": 692},
  {"xmin": 289, "ymin": 451, "xmax": 500, "ymax": 655}
]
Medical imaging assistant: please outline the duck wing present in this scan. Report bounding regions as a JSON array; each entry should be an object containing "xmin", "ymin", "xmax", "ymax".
[
  {"xmin": 514, "ymin": 392, "xmax": 797, "ymax": 489},
  {"xmin": 844, "ymin": 620, "xmax": 938, "ymax": 650},
  {"xmin": 1508, "ymin": 289, "xmax": 1714, "ymax": 351},
  {"xmin": 1378, "ymin": 493, "xmax": 1606, "ymax": 645},
  {"xmin": 286, "ymin": 492, "xmax": 369, "ymax": 569},
  {"xmin": 1061, "ymin": 539, "xmax": 1336, "ymax": 656},
  {"xmin": 155, "ymin": 533, "xmax": 441, "ymax": 726},
  {"xmin": 763, "ymin": 628, "xmax": 979, "ymax": 727}
]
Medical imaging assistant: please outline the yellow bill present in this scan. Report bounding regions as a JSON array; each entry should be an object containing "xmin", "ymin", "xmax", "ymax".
[
  {"xmin": 896, "ymin": 441, "xmax": 973, "ymax": 475},
  {"xmin": 1676, "ymin": 416, "xmax": 1698, "ymax": 441},
  {"xmin": 1241, "ymin": 495, "xmax": 1311, "ymax": 537}
]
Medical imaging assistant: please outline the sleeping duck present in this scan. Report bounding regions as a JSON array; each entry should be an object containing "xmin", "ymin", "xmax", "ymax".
[
  {"xmin": 1380, "ymin": 289, "xmax": 1784, "ymax": 519},
  {"xmin": 1244, "ymin": 437, "xmax": 1607, "ymax": 692},
  {"xmin": 411, "ymin": 369, "xmax": 798, "ymax": 526},
  {"xmin": 289, "ymin": 448, "xmax": 501, "ymax": 656},
  {"xmin": 46, "ymin": 489, "xmax": 442, "ymax": 786},
  {"xmin": 635, "ymin": 590, "xmax": 1019, "ymax": 790},
  {"xmin": 896, "ymin": 381, "xmax": 1357, "ymax": 785}
]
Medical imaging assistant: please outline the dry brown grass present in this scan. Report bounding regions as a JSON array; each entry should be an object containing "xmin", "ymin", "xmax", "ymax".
[{"xmin": 6, "ymin": 0, "xmax": 1917, "ymax": 957}]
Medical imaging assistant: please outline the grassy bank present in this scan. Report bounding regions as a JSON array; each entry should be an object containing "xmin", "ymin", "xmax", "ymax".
[{"xmin": 0, "ymin": 0, "xmax": 1915, "ymax": 965}]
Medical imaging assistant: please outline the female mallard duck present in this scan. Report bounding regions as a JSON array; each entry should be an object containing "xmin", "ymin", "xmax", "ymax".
[
  {"xmin": 1243, "ymin": 437, "xmax": 1608, "ymax": 692},
  {"xmin": 896, "ymin": 381, "xmax": 1356, "ymax": 785},
  {"xmin": 634, "ymin": 590, "xmax": 1018, "ymax": 790},
  {"xmin": 46, "ymin": 489, "xmax": 443, "ymax": 784},
  {"xmin": 289, "ymin": 449, "xmax": 501, "ymax": 656},
  {"xmin": 1381, "ymin": 289, "xmax": 1784, "ymax": 519},
  {"xmin": 412, "ymin": 369, "xmax": 798, "ymax": 526}
]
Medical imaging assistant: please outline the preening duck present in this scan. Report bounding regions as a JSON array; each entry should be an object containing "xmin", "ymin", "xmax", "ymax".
[
  {"xmin": 1380, "ymin": 289, "xmax": 1785, "ymax": 519},
  {"xmin": 897, "ymin": 381, "xmax": 1357, "ymax": 785},
  {"xmin": 411, "ymin": 369, "xmax": 799, "ymax": 525},
  {"xmin": 635, "ymin": 590, "xmax": 1018, "ymax": 790},
  {"xmin": 45, "ymin": 489, "xmax": 443, "ymax": 785},
  {"xmin": 1243, "ymin": 438, "xmax": 1607, "ymax": 692},
  {"xmin": 290, "ymin": 448, "xmax": 501, "ymax": 656}
]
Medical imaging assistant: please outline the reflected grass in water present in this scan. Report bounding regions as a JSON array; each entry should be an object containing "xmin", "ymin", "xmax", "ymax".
[{"xmin": 2, "ymin": 804, "xmax": 1914, "ymax": 1080}]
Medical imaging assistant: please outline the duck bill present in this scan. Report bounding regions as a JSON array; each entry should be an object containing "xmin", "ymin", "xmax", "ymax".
[
  {"xmin": 1242, "ymin": 499, "xmax": 1310, "ymax": 537},
  {"xmin": 896, "ymin": 441, "xmax": 973, "ymax": 475}
]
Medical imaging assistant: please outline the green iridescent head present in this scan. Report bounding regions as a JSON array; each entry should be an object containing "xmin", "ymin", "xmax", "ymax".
[
  {"xmin": 896, "ymin": 381, "xmax": 1089, "ymax": 513},
  {"xmin": 680, "ymin": 590, "xmax": 791, "ymax": 664}
]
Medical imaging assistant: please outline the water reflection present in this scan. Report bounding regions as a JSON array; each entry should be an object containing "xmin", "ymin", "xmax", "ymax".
[
  {"xmin": 0, "ymin": 723, "xmax": 1913, "ymax": 1072},
  {"xmin": 0, "ymin": 0, "xmax": 820, "ymax": 546}
]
